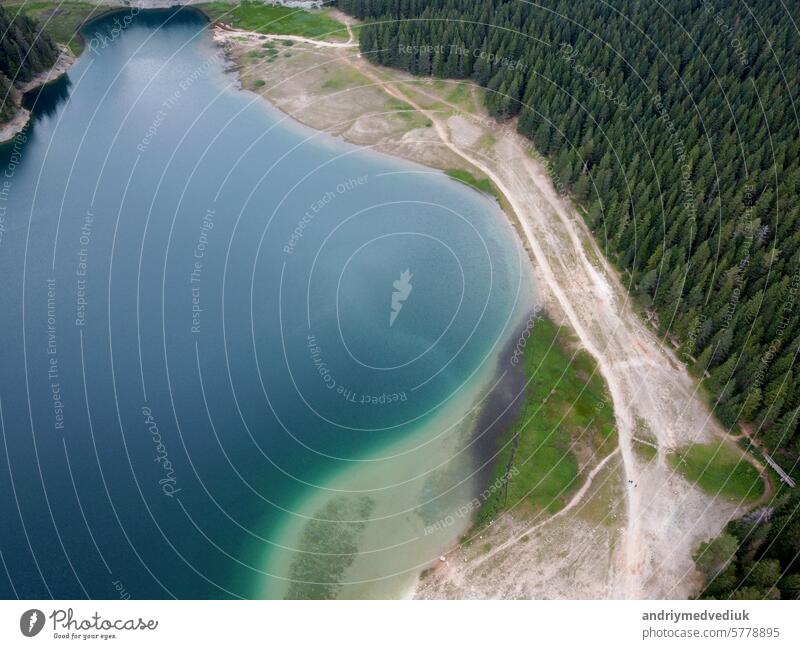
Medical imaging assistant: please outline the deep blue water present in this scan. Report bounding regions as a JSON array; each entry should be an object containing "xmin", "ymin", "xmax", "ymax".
[{"xmin": 0, "ymin": 9, "xmax": 529, "ymax": 598}]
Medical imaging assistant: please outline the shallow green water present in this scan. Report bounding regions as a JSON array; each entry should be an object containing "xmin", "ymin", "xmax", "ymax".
[{"xmin": 0, "ymin": 8, "xmax": 533, "ymax": 598}]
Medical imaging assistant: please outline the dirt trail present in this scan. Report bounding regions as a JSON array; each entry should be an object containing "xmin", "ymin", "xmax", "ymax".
[
  {"xmin": 220, "ymin": 27, "xmax": 760, "ymax": 598},
  {"xmin": 336, "ymin": 55, "xmax": 752, "ymax": 598},
  {"xmin": 472, "ymin": 449, "xmax": 621, "ymax": 568},
  {"xmin": 214, "ymin": 22, "xmax": 357, "ymax": 48}
]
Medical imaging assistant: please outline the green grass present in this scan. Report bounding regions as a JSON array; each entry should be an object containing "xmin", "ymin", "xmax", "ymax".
[
  {"xmin": 198, "ymin": 2, "xmax": 348, "ymax": 41},
  {"xmin": 669, "ymin": 441, "xmax": 765, "ymax": 502},
  {"xmin": 631, "ymin": 416, "xmax": 658, "ymax": 461},
  {"xmin": 2, "ymin": 1, "xmax": 106, "ymax": 55},
  {"xmin": 321, "ymin": 66, "xmax": 370, "ymax": 91},
  {"xmin": 477, "ymin": 317, "xmax": 617, "ymax": 525},
  {"xmin": 384, "ymin": 97, "xmax": 430, "ymax": 128},
  {"xmin": 632, "ymin": 437, "xmax": 658, "ymax": 461},
  {"xmin": 446, "ymin": 83, "xmax": 470, "ymax": 106},
  {"xmin": 478, "ymin": 132, "xmax": 497, "ymax": 149},
  {"xmin": 384, "ymin": 96, "xmax": 415, "ymax": 114},
  {"xmin": 446, "ymin": 169, "xmax": 500, "ymax": 200},
  {"xmin": 1, "ymin": 1, "xmax": 352, "ymax": 56}
]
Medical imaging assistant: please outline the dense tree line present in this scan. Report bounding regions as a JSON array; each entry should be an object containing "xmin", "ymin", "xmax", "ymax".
[
  {"xmin": 338, "ymin": 0, "xmax": 800, "ymax": 462},
  {"xmin": 695, "ymin": 488, "xmax": 800, "ymax": 599},
  {"xmin": 0, "ymin": 6, "xmax": 59, "ymax": 123}
]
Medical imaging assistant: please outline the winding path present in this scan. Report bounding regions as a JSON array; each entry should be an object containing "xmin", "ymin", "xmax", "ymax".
[
  {"xmin": 333, "ymin": 50, "xmax": 754, "ymax": 598},
  {"xmin": 218, "ymin": 22, "xmax": 764, "ymax": 598}
]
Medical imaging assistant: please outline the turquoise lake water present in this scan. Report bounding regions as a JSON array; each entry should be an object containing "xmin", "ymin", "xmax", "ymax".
[{"xmin": 0, "ymin": 9, "xmax": 533, "ymax": 598}]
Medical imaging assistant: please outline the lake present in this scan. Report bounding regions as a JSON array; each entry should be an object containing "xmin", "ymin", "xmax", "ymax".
[{"xmin": 0, "ymin": 8, "xmax": 533, "ymax": 598}]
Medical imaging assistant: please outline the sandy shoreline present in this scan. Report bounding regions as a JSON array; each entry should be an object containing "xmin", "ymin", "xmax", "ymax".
[
  {"xmin": 209, "ymin": 16, "xmax": 769, "ymax": 599},
  {"xmin": 7, "ymin": 3, "xmax": 762, "ymax": 598},
  {"xmin": 255, "ymin": 298, "xmax": 537, "ymax": 599},
  {"xmin": 0, "ymin": 106, "xmax": 31, "ymax": 145}
]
